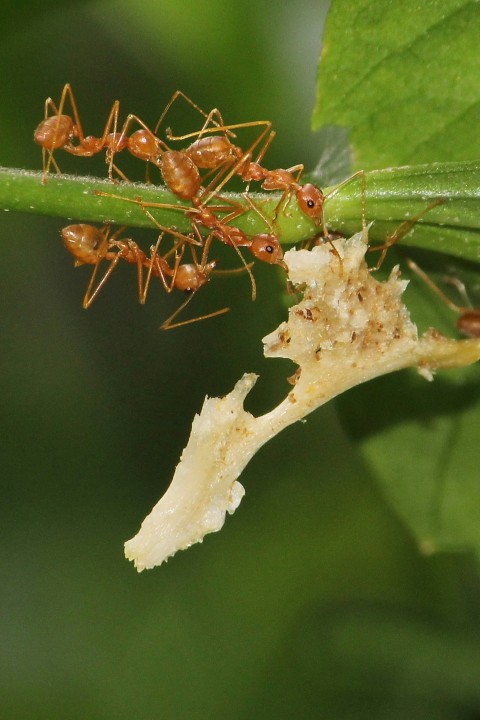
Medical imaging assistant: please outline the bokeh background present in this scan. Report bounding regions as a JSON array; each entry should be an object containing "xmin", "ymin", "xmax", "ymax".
[{"xmin": 2, "ymin": 2, "xmax": 480, "ymax": 719}]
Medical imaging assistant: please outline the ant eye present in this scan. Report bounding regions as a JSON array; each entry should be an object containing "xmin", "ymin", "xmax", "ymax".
[
  {"xmin": 307, "ymin": 199, "xmax": 315, "ymax": 208},
  {"xmin": 266, "ymin": 245, "xmax": 273, "ymax": 254}
]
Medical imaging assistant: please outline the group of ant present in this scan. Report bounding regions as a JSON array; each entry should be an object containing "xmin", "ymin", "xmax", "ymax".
[
  {"xmin": 34, "ymin": 84, "xmax": 480, "ymax": 335},
  {"xmin": 34, "ymin": 85, "xmax": 330, "ymax": 328}
]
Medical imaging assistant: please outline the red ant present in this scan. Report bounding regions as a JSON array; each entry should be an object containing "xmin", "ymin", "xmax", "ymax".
[
  {"xmin": 61, "ymin": 223, "xmax": 251, "ymax": 329},
  {"xmin": 33, "ymin": 85, "xmax": 186, "ymax": 186},
  {"xmin": 165, "ymin": 116, "xmax": 367, "ymax": 234},
  {"xmin": 163, "ymin": 119, "xmax": 319, "ymax": 222},
  {"xmin": 92, "ymin": 191, "xmax": 286, "ymax": 302},
  {"xmin": 34, "ymin": 84, "xmax": 126, "ymax": 183},
  {"xmin": 108, "ymin": 95, "xmax": 275, "ymax": 219},
  {"xmin": 406, "ymin": 258, "xmax": 480, "ymax": 338}
]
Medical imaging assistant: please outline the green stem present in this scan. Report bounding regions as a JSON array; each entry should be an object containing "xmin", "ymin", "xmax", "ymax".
[
  {"xmin": 0, "ymin": 168, "xmax": 317, "ymax": 241},
  {"xmin": 326, "ymin": 162, "xmax": 480, "ymax": 262},
  {"xmin": 2, "ymin": 162, "xmax": 480, "ymax": 262}
]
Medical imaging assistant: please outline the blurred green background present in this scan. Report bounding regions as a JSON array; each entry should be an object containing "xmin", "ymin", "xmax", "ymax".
[{"xmin": 2, "ymin": 2, "xmax": 480, "ymax": 718}]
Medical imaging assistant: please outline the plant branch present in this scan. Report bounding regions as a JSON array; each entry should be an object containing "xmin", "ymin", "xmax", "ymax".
[{"xmin": 2, "ymin": 162, "xmax": 480, "ymax": 261}]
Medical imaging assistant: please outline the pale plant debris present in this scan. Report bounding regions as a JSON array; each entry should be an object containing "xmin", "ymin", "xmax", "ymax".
[{"xmin": 125, "ymin": 232, "xmax": 480, "ymax": 571}]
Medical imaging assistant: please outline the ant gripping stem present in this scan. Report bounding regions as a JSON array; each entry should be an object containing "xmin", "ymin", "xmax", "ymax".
[
  {"xmin": 167, "ymin": 118, "xmax": 365, "ymax": 233},
  {"xmin": 34, "ymin": 84, "xmax": 123, "ymax": 182}
]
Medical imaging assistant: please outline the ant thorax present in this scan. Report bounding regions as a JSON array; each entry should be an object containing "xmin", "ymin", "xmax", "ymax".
[{"xmin": 124, "ymin": 232, "xmax": 480, "ymax": 572}]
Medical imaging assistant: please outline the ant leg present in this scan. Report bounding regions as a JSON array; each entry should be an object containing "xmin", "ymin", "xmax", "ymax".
[
  {"xmin": 92, "ymin": 190, "xmax": 203, "ymax": 246},
  {"xmin": 142, "ymin": 232, "xmax": 170, "ymax": 302},
  {"xmin": 43, "ymin": 84, "xmax": 86, "ymax": 179},
  {"xmin": 369, "ymin": 199, "xmax": 445, "ymax": 271},
  {"xmin": 443, "ymin": 276, "xmax": 473, "ymax": 308},
  {"xmin": 99, "ymin": 100, "xmax": 122, "ymax": 180},
  {"xmin": 324, "ymin": 170, "xmax": 366, "ymax": 239},
  {"xmin": 143, "ymin": 231, "xmax": 193, "ymax": 302},
  {"xmin": 252, "ymin": 129, "xmax": 277, "ymax": 168},
  {"xmin": 200, "ymin": 121, "xmax": 274, "ymax": 205},
  {"xmin": 231, "ymin": 241, "xmax": 257, "ymax": 301},
  {"xmin": 156, "ymin": 90, "xmax": 234, "ymax": 138},
  {"xmin": 40, "ymin": 97, "xmax": 62, "ymax": 178},
  {"xmin": 82, "ymin": 251, "xmax": 120, "ymax": 308},
  {"xmin": 406, "ymin": 259, "xmax": 464, "ymax": 313},
  {"xmin": 128, "ymin": 239, "xmax": 147, "ymax": 304},
  {"xmin": 140, "ymin": 206, "xmax": 203, "ymax": 247},
  {"xmin": 240, "ymin": 192, "xmax": 275, "ymax": 233},
  {"xmin": 191, "ymin": 107, "xmax": 230, "ymax": 140},
  {"xmin": 160, "ymin": 297, "xmax": 230, "ymax": 331}
]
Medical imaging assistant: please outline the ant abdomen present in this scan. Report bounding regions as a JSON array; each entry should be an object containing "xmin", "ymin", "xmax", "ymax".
[
  {"xmin": 34, "ymin": 115, "xmax": 76, "ymax": 150},
  {"xmin": 185, "ymin": 136, "xmax": 242, "ymax": 169},
  {"xmin": 457, "ymin": 310, "xmax": 480, "ymax": 338},
  {"xmin": 62, "ymin": 223, "xmax": 106, "ymax": 265},
  {"xmin": 174, "ymin": 261, "xmax": 216, "ymax": 293},
  {"xmin": 127, "ymin": 129, "xmax": 162, "ymax": 162},
  {"xmin": 160, "ymin": 150, "xmax": 202, "ymax": 200}
]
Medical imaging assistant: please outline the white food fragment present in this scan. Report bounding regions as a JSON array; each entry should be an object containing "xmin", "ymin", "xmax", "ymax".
[
  {"xmin": 124, "ymin": 373, "xmax": 257, "ymax": 571},
  {"xmin": 125, "ymin": 233, "xmax": 480, "ymax": 571}
]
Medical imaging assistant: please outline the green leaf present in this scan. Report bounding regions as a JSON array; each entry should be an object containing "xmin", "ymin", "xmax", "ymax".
[
  {"xmin": 314, "ymin": 0, "xmax": 480, "ymax": 169},
  {"xmin": 325, "ymin": 161, "xmax": 480, "ymax": 263},
  {"xmin": 315, "ymin": 0, "xmax": 480, "ymax": 558},
  {"xmin": 337, "ymin": 363, "xmax": 480, "ymax": 553}
]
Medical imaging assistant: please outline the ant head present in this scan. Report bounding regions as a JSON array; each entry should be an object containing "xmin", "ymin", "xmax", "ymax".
[
  {"xmin": 250, "ymin": 234, "xmax": 285, "ymax": 267},
  {"xmin": 296, "ymin": 183, "xmax": 325, "ymax": 221}
]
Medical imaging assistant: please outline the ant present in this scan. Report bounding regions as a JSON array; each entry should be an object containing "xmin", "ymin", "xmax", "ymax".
[
  {"xmin": 92, "ymin": 191, "xmax": 286, "ymax": 302},
  {"xmin": 34, "ymin": 84, "xmax": 125, "ymax": 183},
  {"xmin": 165, "ymin": 118, "xmax": 325, "ymax": 225},
  {"xmin": 109, "ymin": 97, "xmax": 277, "ymax": 224},
  {"xmin": 406, "ymin": 258, "xmax": 480, "ymax": 338},
  {"xmin": 61, "ymin": 223, "xmax": 249, "ymax": 330},
  {"xmin": 165, "ymin": 114, "xmax": 368, "ymax": 235}
]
